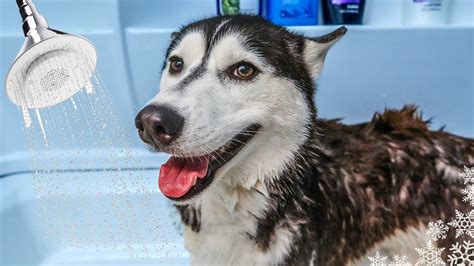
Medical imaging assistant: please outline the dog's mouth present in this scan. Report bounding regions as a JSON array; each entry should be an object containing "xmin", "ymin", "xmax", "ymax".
[{"xmin": 158, "ymin": 124, "xmax": 260, "ymax": 201}]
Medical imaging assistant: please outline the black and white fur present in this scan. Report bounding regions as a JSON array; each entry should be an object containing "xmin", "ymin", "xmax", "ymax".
[{"xmin": 137, "ymin": 15, "xmax": 474, "ymax": 265}]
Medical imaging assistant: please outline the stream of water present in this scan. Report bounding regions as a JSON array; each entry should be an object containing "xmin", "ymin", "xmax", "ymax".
[{"xmin": 13, "ymin": 46, "xmax": 181, "ymax": 261}]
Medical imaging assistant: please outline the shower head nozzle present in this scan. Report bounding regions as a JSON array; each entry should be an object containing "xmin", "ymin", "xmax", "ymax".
[{"xmin": 5, "ymin": 0, "xmax": 97, "ymax": 109}]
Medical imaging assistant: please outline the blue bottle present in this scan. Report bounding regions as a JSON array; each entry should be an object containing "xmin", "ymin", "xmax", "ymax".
[
  {"xmin": 266, "ymin": 0, "xmax": 318, "ymax": 26},
  {"xmin": 322, "ymin": 0, "xmax": 366, "ymax": 25}
]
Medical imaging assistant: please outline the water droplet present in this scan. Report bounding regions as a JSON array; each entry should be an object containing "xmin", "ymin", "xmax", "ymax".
[
  {"xmin": 35, "ymin": 109, "xmax": 48, "ymax": 146},
  {"xmin": 70, "ymin": 97, "xmax": 78, "ymax": 110},
  {"xmin": 85, "ymin": 80, "xmax": 95, "ymax": 94},
  {"xmin": 21, "ymin": 107, "xmax": 32, "ymax": 128}
]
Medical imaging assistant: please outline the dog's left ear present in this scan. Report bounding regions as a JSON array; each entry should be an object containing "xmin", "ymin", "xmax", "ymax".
[{"xmin": 303, "ymin": 26, "xmax": 347, "ymax": 77}]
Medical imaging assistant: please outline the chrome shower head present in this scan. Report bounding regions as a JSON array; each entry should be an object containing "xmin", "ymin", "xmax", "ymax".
[{"xmin": 5, "ymin": 0, "xmax": 97, "ymax": 109}]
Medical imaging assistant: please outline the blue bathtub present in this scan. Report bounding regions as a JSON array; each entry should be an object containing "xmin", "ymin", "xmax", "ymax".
[{"xmin": 0, "ymin": 0, "xmax": 472, "ymax": 265}]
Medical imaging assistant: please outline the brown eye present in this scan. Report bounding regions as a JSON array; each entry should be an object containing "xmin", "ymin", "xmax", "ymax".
[
  {"xmin": 231, "ymin": 63, "xmax": 257, "ymax": 80},
  {"xmin": 169, "ymin": 57, "xmax": 184, "ymax": 74}
]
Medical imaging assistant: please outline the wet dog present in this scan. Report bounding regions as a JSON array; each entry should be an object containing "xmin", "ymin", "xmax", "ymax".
[{"xmin": 135, "ymin": 15, "xmax": 474, "ymax": 265}]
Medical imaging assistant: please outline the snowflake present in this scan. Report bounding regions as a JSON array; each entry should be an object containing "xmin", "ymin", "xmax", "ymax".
[
  {"xmin": 427, "ymin": 220, "xmax": 449, "ymax": 241},
  {"xmin": 448, "ymin": 209, "xmax": 474, "ymax": 238},
  {"xmin": 447, "ymin": 240, "xmax": 474, "ymax": 265},
  {"xmin": 369, "ymin": 251, "xmax": 388, "ymax": 266},
  {"xmin": 389, "ymin": 254, "xmax": 412, "ymax": 266},
  {"xmin": 462, "ymin": 184, "xmax": 474, "ymax": 207},
  {"xmin": 415, "ymin": 241, "xmax": 445, "ymax": 265},
  {"xmin": 461, "ymin": 166, "xmax": 474, "ymax": 184}
]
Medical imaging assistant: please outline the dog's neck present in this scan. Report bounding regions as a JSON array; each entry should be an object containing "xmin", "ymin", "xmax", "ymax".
[
  {"xmin": 175, "ymin": 122, "xmax": 319, "ymax": 264},
  {"xmin": 177, "ymin": 117, "xmax": 317, "ymax": 221}
]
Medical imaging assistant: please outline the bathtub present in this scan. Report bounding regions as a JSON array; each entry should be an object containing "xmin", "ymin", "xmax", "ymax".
[
  {"xmin": 0, "ymin": 168, "xmax": 189, "ymax": 265},
  {"xmin": 0, "ymin": 0, "xmax": 472, "ymax": 265}
]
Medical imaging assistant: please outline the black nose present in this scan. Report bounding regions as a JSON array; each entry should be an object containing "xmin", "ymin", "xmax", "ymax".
[{"xmin": 135, "ymin": 105, "xmax": 184, "ymax": 146}]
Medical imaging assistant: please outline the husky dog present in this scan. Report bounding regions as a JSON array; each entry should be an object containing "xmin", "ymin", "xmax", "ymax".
[{"xmin": 135, "ymin": 15, "xmax": 474, "ymax": 265}]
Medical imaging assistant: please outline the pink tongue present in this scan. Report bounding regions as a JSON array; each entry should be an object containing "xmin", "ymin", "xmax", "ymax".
[{"xmin": 158, "ymin": 156, "xmax": 209, "ymax": 198}]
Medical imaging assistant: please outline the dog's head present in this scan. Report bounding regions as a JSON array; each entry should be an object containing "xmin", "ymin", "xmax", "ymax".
[{"xmin": 135, "ymin": 15, "xmax": 345, "ymax": 203}]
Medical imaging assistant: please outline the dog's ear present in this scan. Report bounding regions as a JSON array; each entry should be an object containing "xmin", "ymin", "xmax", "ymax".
[{"xmin": 303, "ymin": 26, "xmax": 347, "ymax": 77}]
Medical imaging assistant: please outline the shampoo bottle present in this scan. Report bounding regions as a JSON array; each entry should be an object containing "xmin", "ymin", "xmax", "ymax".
[
  {"xmin": 218, "ymin": 0, "xmax": 262, "ymax": 16},
  {"xmin": 322, "ymin": 0, "xmax": 366, "ymax": 25},
  {"xmin": 266, "ymin": 0, "xmax": 318, "ymax": 26},
  {"xmin": 403, "ymin": 0, "xmax": 450, "ymax": 25}
]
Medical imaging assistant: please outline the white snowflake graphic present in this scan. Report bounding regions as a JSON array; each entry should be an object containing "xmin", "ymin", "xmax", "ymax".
[
  {"xmin": 447, "ymin": 240, "xmax": 474, "ymax": 265},
  {"xmin": 365, "ymin": 165, "xmax": 474, "ymax": 266},
  {"xmin": 462, "ymin": 184, "xmax": 474, "ymax": 207},
  {"xmin": 461, "ymin": 166, "xmax": 474, "ymax": 184},
  {"xmin": 427, "ymin": 220, "xmax": 449, "ymax": 241},
  {"xmin": 389, "ymin": 254, "xmax": 412, "ymax": 266},
  {"xmin": 448, "ymin": 209, "xmax": 474, "ymax": 238},
  {"xmin": 369, "ymin": 251, "xmax": 388, "ymax": 266},
  {"xmin": 415, "ymin": 241, "xmax": 445, "ymax": 265}
]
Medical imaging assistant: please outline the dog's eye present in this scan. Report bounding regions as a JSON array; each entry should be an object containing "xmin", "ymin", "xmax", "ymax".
[
  {"xmin": 169, "ymin": 57, "xmax": 184, "ymax": 74},
  {"xmin": 231, "ymin": 63, "xmax": 258, "ymax": 80}
]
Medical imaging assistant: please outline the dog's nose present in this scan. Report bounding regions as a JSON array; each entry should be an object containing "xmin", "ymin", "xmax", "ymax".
[{"xmin": 135, "ymin": 105, "xmax": 184, "ymax": 146}]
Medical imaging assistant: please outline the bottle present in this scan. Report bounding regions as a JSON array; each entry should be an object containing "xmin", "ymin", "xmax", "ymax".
[
  {"xmin": 266, "ymin": 0, "xmax": 318, "ymax": 26},
  {"xmin": 218, "ymin": 0, "xmax": 262, "ymax": 16},
  {"xmin": 322, "ymin": 0, "xmax": 366, "ymax": 25},
  {"xmin": 403, "ymin": 0, "xmax": 450, "ymax": 25}
]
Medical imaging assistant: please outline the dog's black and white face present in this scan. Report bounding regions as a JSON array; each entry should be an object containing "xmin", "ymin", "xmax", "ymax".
[{"xmin": 135, "ymin": 15, "xmax": 345, "ymax": 203}]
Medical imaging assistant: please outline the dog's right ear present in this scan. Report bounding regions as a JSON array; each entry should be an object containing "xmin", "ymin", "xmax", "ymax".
[{"xmin": 303, "ymin": 26, "xmax": 347, "ymax": 77}]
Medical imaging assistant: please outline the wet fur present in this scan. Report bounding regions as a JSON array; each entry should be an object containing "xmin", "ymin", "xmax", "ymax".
[
  {"xmin": 143, "ymin": 15, "xmax": 474, "ymax": 265},
  {"xmin": 178, "ymin": 105, "xmax": 473, "ymax": 265}
]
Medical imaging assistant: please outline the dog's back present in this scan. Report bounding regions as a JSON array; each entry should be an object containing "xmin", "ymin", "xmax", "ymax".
[{"xmin": 312, "ymin": 105, "xmax": 473, "ymax": 263}]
